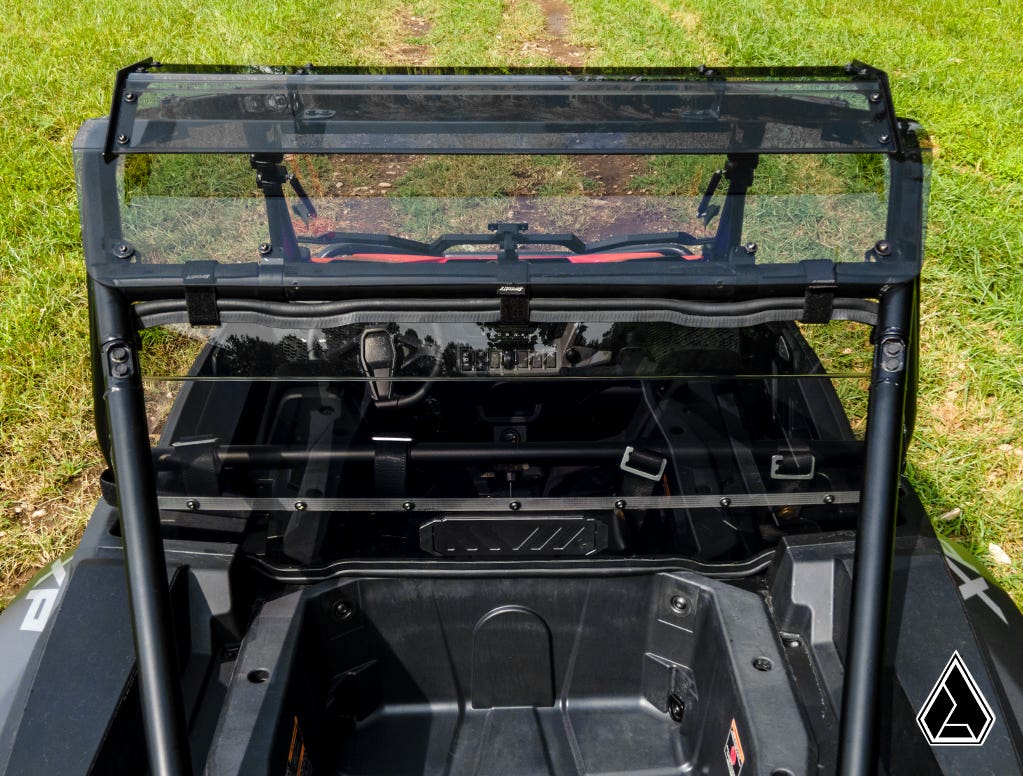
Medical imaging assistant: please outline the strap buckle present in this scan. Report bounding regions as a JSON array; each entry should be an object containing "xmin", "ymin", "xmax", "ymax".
[{"xmin": 619, "ymin": 446, "xmax": 667, "ymax": 482}]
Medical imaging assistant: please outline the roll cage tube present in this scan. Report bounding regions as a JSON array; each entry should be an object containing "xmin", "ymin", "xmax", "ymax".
[{"xmin": 92, "ymin": 280, "xmax": 192, "ymax": 776}]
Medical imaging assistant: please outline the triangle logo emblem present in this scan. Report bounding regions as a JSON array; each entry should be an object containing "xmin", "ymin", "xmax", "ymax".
[{"xmin": 916, "ymin": 651, "xmax": 995, "ymax": 746}]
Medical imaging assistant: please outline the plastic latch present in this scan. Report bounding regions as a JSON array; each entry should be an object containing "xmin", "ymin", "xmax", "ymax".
[{"xmin": 801, "ymin": 260, "xmax": 836, "ymax": 324}]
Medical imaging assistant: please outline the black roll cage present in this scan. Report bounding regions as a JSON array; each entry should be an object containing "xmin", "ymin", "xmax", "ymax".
[{"xmin": 77, "ymin": 62, "xmax": 927, "ymax": 776}]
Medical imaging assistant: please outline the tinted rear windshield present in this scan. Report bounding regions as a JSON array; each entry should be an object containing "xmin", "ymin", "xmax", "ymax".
[{"xmin": 119, "ymin": 152, "xmax": 888, "ymax": 268}]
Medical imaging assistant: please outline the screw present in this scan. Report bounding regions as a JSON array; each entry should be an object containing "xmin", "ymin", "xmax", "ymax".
[
  {"xmin": 614, "ymin": 499, "xmax": 627, "ymax": 510},
  {"xmin": 509, "ymin": 500, "xmax": 521, "ymax": 511},
  {"xmin": 332, "ymin": 600, "xmax": 354, "ymax": 621},
  {"xmin": 874, "ymin": 240, "xmax": 892, "ymax": 256},
  {"xmin": 823, "ymin": 494, "xmax": 835, "ymax": 505},
  {"xmin": 185, "ymin": 499, "xmax": 200, "ymax": 511},
  {"xmin": 124, "ymin": 92, "xmax": 136, "ymax": 102},
  {"xmin": 869, "ymin": 92, "xmax": 881, "ymax": 103},
  {"xmin": 787, "ymin": 637, "xmax": 801, "ymax": 648},
  {"xmin": 742, "ymin": 242, "xmax": 757, "ymax": 255},
  {"xmin": 117, "ymin": 134, "xmax": 129, "ymax": 144},
  {"xmin": 667, "ymin": 693, "xmax": 685, "ymax": 722},
  {"xmin": 295, "ymin": 500, "xmax": 308, "ymax": 511},
  {"xmin": 402, "ymin": 500, "xmax": 415, "ymax": 511},
  {"xmin": 670, "ymin": 595, "xmax": 690, "ymax": 615},
  {"xmin": 879, "ymin": 133, "xmax": 891, "ymax": 144},
  {"xmin": 720, "ymin": 497, "xmax": 731, "ymax": 508},
  {"xmin": 113, "ymin": 242, "xmax": 134, "ymax": 259},
  {"xmin": 258, "ymin": 242, "xmax": 272, "ymax": 255},
  {"xmin": 753, "ymin": 657, "xmax": 773, "ymax": 672}
]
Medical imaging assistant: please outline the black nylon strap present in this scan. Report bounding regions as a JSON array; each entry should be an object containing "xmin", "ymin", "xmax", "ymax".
[
  {"xmin": 183, "ymin": 260, "xmax": 220, "ymax": 326},
  {"xmin": 373, "ymin": 437, "xmax": 411, "ymax": 497}
]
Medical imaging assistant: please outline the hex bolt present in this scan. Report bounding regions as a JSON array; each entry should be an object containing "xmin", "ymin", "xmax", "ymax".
[
  {"xmin": 869, "ymin": 92, "xmax": 881, "ymax": 103},
  {"xmin": 117, "ymin": 134, "xmax": 129, "ymax": 144},
  {"xmin": 879, "ymin": 133, "xmax": 891, "ymax": 144},
  {"xmin": 614, "ymin": 499, "xmax": 627, "ymax": 510},
  {"xmin": 752, "ymin": 656, "xmax": 773, "ymax": 672},
  {"xmin": 743, "ymin": 242, "xmax": 757, "ymax": 255},
  {"xmin": 109, "ymin": 346, "xmax": 129, "ymax": 363},
  {"xmin": 402, "ymin": 500, "xmax": 415, "ymax": 511},
  {"xmin": 823, "ymin": 494, "xmax": 835, "ymax": 505},
  {"xmin": 874, "ymin": 240, "xmax": 892, "ymax": 257},
  {"xmin": 720, "ymin": 497, "xmax": 731, "ymax": 508},
  {"xmin": 882, "ymin": 339, "xmax": 904, "ymax": 357},
  {"xmin": 294, "ymin": 500, "xmax": 308, "ymax": 511},
  {"xmin": 509, "ymin": 500, "xmax": 522, "ymax": 511},
  {"xmin": 332, "ymin": 600, "xmax": 354, "ymax": 621},
  {"xmin": 185, "ymin": 499, "xmax": 200, "ymax": 511},
  {"xmin": 258, "ymin": 242, "xmax": 272, "ymax": 255},
  {"xmin": 670, "ymin": 595, "xmax": 690, "ymax": 615},
  {"xmin": 124, "ymin": 92, "xmax": 136, "ymax": 102},
  {"xmin": 113, "ymin": 242, "xmax": 135, "ymax": 259},
  {"xmin": 667, "ymin": 693, "xmax": 686, "ymax": 722}
]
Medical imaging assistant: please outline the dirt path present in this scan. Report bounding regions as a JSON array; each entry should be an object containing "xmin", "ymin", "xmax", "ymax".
[{"xmin": 534, "ymin": 0, "xmax": 590, "ymax": 63}]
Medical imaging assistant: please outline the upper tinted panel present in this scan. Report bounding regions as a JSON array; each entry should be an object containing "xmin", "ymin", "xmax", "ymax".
[{"xmin": 108, "ymin": 64, "xmax": 899, "ymax": 155}]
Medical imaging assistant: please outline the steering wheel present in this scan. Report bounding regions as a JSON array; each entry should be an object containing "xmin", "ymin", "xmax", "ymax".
[{"xmin": 359, "ymin": 326, "xmax": 442, "ymax": 409}]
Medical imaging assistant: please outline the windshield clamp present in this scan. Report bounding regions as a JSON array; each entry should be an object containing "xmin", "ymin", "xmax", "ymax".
[
  {"xmin": 183, "ymin": 260, "xmax": 220, "ymax": 326},
  {"xmin": 801, "ymin": 259, "xmax": 837, "ymax": 324}
]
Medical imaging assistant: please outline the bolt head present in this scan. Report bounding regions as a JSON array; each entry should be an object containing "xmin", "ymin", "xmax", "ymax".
[
  {"xmin": 752, "ymin": 657, "xmax": 773, "ymax": 672},
  {"xmin": 667, "ymin": 694, "xmax": 685, "ymax": 722},
  {"xmin": 294, "ymin": 500, "xmax": 308, "ymax": 511},
  {"xmin": 869, "ymin": 92, "xmax": 882, "ymax": 103},
  {"xmin": 743, "ymin": 242, "xmax": 757, "ymax": 255},
  {"xmin": 109, "ymin": 346, "xmax": 129, "ymax": 363},
  {"xmin": 874, "ymin": 240, "xmax": 892, "ymax": 256},
  {"xmin": 258, "ymin": 242, "xmax": 272, "ymax": 255},
  {"xmin": 720, "ymin": 497, "xmax": 731, "ymax": 508},
  {"xmin": 124, "ymin": 92, "xmax": 136, "ymax": 102},
  {"xmin": 117, "ymin": 134, "xmax": 129, "ymax": 144},
  {"xmin": 823, "ymin": 494, "xmax": 836, "ymax": 505},
  {"xmin": 614, "ymin": 499, "xmax": 627, "ymax": 510},
  {"xmin": 402, "ymin": 500, "xmax": 415, "ymax": 511},
  {"xmin": 879, "ymin": 133, "xmax": 891, "ymax": 144},
  {"xmin": 332, "ymin": 600, "xmax": 354, "ymax": 620},
  {"xmin": 509, "ymin": 500, "xmax": 521, "ymax": 511},
  {"xmin": 670, "ymin": 595, "xmax": 690, "ymax": 615},
  {"xmin": 185, "ymin": 499, "xmax": 200, "ymax": 511}
]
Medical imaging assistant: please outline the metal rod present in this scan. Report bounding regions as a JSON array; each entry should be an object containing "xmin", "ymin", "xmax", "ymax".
[
  {"xmin": 94, "ymin": 281, "xmax": 192, "ymax": 776},
  {"xmin": 837, "ymin": 282, "xmax": 914, "ymax": 776},
  {"xmin": 152, "ymin": 440, "xmax": 863, "ymax": 468}
]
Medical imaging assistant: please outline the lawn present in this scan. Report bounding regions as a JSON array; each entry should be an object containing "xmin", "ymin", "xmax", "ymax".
[{"xmin": 1, "ymin": 0, "xmax": 1020, "ymax": 604}]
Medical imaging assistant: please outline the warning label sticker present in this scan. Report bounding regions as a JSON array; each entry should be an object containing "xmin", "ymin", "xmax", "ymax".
[
  {"xmin": 286, "ymin": 716, "xmax": 312, "ymax": 776},
  {"xmin": 724, "ymin": 717, "xmax": 746, "ymax": 776}
]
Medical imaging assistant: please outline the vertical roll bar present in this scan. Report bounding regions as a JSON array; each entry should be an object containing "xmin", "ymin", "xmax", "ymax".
[
  {"xmin": 837, "ymin": 281, "xmax": 915, "ymax": 775},
  {"xmin": 92, "ymin": 280, "xmax": 192, "ymax": 776}
]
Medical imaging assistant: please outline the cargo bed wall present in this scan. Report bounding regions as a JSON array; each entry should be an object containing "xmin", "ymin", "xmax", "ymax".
[{"xmin": 206, "ymin": 573, "xmax": 813, "ymax": 776}]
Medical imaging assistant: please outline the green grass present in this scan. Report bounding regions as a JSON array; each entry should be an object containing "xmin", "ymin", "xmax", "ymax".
[{"xmin": 1, "ymin": 0, "xmax": 1022, "ymax": 604}]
